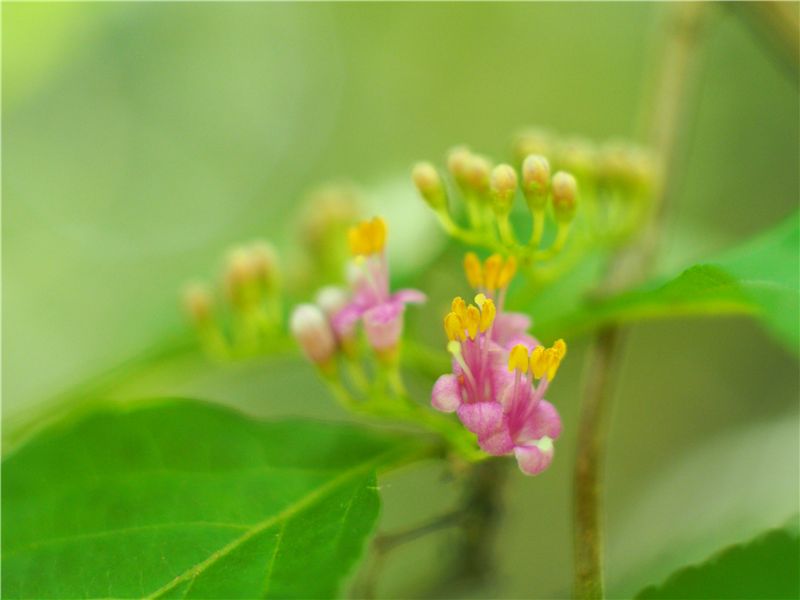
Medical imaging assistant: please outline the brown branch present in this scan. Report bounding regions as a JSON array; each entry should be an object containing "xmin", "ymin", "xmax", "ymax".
[{"xmin": 572, "ymin": 4, "xmax": 708, "ymax": 599}]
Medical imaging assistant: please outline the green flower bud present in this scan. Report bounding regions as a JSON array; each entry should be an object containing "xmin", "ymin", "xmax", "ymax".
[
  {"xmin": 412, "ymin": 162, "xmax": 446, "ymax": 210},
  {"xmin": 551, "ymin": 171, "xmax": 578, "ymax": 223},
  {"xmin": 182, "ymin": 282, "xmax": 213, "ymax": 324},
  {"xmin": 513, "ymin": 128, "xmax": 552, "ymax": 164},
  {"xmin": 558, "ymin": 138, "xmax": 596, "ymax": 182},
  {"xmin": 447, "ymin": 146, "xmax": 472, "ymax": 188},
  {"xmin": 490, "ymin": 164, "xmax": 518, "ymax": 214},
  {"xmin": 465, "ymin": 154, "xmax": 492, "ymax": 198},
  {"xmin": 521, "ymin": 154, "xmax": 550, "ymax": 210}
]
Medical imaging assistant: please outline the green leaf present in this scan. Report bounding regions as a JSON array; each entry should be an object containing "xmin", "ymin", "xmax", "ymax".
[
  {"xmin": 537, "ymin": 213, "xmax": 799, "ymax": 352},
  {"xmin": 2, "ymin": 399, "xmax": 426, "ymax": 599},
  {"xmin": 635, "ymin": 519, "xmax": 800, "ymax": 599}
]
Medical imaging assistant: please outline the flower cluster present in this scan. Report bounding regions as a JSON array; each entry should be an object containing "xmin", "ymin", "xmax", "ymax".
[
  {"xmin": 431, "ymin": 253, "xmax": 566, "ymax": 475},
  {"xmin": 182, "ymin": 240, "xmax": 282, "ymax": 358},
  {"xmin": 291, "ymin": 217, "xmax": 425, "ymax": 376},
  {"xmin": 412, "ymin": 146, "xmax": 579, "ymax": 263}
]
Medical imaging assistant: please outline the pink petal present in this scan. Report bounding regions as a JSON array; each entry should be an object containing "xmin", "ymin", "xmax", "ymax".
[
  {"xmin": 515, "ymin": 400, "xmax": 563, "ymax": 443},
  {"xmin": 331, "ymin": 303, "xmax": 363, "ymax": 339},
  {"xmin": 392, "ymin": 289, "xmax": 427, "ymax": 305},
  {"xmin": 431, "ymin": 375, "xmax": 462, "ymax": 413},
  {"xmin": 514, "ymin": 440, "xmax": 554, "ymax": 476},
  {"xmin": 457, "ymin": 402, "xmax": 504, "ymax": 438},
  {"xmin": 362, "ymin": 302, "xmax": 405, "ymax": 351},
  {"xmin": 478, "ymin": 427, "xmax": 515, "ymax": 455}
]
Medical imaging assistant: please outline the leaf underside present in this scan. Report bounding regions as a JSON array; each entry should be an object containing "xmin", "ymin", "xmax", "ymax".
[{"xmin": 2, "ymin": 399, "xmax": 417, "ymax": 599}]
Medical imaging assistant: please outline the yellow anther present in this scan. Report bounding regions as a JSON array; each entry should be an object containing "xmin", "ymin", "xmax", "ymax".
[
  {"xmin": 545, "ymin": 348, "xmax": 562, "ymax": 380},
  {"xmin": 464, "ymin": 252, "xmax": 483, "ymax": 289},
  {"xmin": 348, "ymin": 217, "xmax": 388, "ymax": 256},
  {"xmin": 483, "ymin": 254, "xmax": 502, "ymax": 291},
  {"xmin": 348, "ymin": 226, "xmax": 368, "ymax": 256},
  {"xmin": 498, "ymin": 256, "xmax": 518, "ymax": 289},
  {"xmin": 465, "ymin": 305, "xmax": 481, "ymax": 339},
  {"xmin": 474, "ymin": 293, "xmax": 486, "ymax": 307},
  {"xmin": 530, "ymin": 346, "xmax": 547, "ymax": 379},
  {"xmin": 508, "ymin": 344, "xmax": 529, "ymax": 373},
  {"xmin": 444, "ymin": 312, "xmax": 465, "ymax": 341},
  {"xmin": 368, "ymin": 217, "xmax": 387, "ymax": 253},
  {"xmin": 479, "ymin": 298, "xmax": 496, "ymax": 332},
  {"xmin": 451, "ymin": 296, "xmax": 468, "ymax": 320},
  {"xmin": 530, "ymin": 341, "xmax": 567, "ymax": 380}
]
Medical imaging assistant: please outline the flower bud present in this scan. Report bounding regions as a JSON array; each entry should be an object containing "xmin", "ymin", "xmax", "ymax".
[
  {"xmin": 513, "ymin": 128, "xmax": 552, "ymax": 164},
  {"xmin": 446, "ymin": 146, "xmax": 472, "ymax": 187},
  {"xmin": 521, "ymin": 154, "xmax": 550, "ymax": 210},
  {"xmin": 249, "ymin": 240, "xmax": 279, "ymax": 291},
  {"xmin": 412, "ymin": 162, "xmax": 446, "ymax": 210},
  {"xmin": 551, "ymin": 171, "xmax": 578, "ymax": 223},
  {"xmin": 182, "ymin": 282, "xmax": 213, "ymax": 324},
  {"xmin": 490, "ymin": 164, "xmax": 518, "ymax": 214},
  {"xmin": 290, "ymin": 304, "xmax": 337, "ymax": 368},
  {"xmin": 224, "ymin": 247, "xmax": 256, "ymax": 307},
  {"xmin": 465, "ymin": 154, "xmax": 492, "ymax": 197},
  {"xmin": 558, "ymin": 138, "xmax": 596, "ymax": 181},
  {"xmin": 315, "ymin": 285, "xmax": 349, "ymax": 320}
]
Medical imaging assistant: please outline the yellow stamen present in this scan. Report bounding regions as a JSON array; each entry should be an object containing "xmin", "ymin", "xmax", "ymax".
[
  {"xmin": 530, "ymin": 346, "xmax": 547, "ymax": 379},
  {"xmin": 348, "ymin": 217, "xmax": 388, "ymax": 256},
  {"xmin": 498, "ymin": 256, "xmax": 518, "ymax": 289},
  {"xmin": 508, "ymin": 344, "xmax": 529, "ymax": 373},
  {"xmin": 479, "ymin": 297, "xmax": 496, "ymax": 332},
  {"xmin": 545, "ymin": 348, "xmax": 563, "ymax": 380},
  {"xmin": 464, "ymin": 252, "xmax": 483, "ymax": 289},
  {"xmin": 483, "ymin": 254, "xmax": 502, "ymax": 291},
  {"xmin": 530, "ymin": 340, "xmax": 567, "ymax": 380},
  {"xmin": 368, "ymin": 217, "xmax": 387, "ymax": 253},
  {"xmin": 465, "ymin": 305, "xmax": 480, "ymax": 339},
  {"xmin": 451, "ymin": 296, "xmax": 468, "ymax": 320},
  {"xmin": 444, "ymin": 312, "xmax": 465, "ymax": 341}
]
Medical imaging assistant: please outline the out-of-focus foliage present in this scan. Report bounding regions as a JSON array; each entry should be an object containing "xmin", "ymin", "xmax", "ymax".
[
  {"xmin": 535, "ymin": 213, "xmax": 799, "ymax": 351},
  {"xmin": 2, "ymin": 399, "xmax": 422, "ymax": 598},
  {"xmin": 636, "ymin": 518, "xmax": 800, "ymax": 599}
]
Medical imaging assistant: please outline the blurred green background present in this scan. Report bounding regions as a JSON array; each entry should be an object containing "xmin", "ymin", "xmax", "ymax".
[{"xmin": 3, "ymin": 3, "xmax": 798, "ymax": 598}]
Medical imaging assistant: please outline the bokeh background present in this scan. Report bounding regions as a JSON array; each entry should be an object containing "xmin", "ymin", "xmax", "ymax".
[{"xmin": 3, "ymin": 3, "xmax": 798, "ymax": 598}]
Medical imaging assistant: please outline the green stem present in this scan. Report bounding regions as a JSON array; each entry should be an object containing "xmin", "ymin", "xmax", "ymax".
[{"xmin": 573, "ymin": 5, "xmax": 706, "ymax": 598}]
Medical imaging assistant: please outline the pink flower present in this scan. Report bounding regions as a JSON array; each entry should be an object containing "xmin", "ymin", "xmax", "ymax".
[
  {"xmin": 431, "ymin": 252, "xmax": 567, "ymax": 476},
  {"xmin": 331, "ymin": 217, "xmax": 425, "ymax": 355}
]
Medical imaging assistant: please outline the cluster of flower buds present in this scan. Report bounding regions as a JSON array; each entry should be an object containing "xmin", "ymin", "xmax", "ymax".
[
  {"xmin": 295, "ymin": 182, "xmax": 363, "ymax": 289},
  {"xmin": 182, "ymin": 240, "xmax": 282, "ymax": 358},
  {"xmin": 290, "ymin": 217, "xmax": 425, "ymax": 394},
  {"xmin": 514, "ymin": 128, "xmax": 657, "ymax": 244},
  {"xmin": 431, "ymin": 250, "xmax": 566, "ymax": 475},
  {"xmin": 412, "ymin": 145, "xmax": 580, "ymax": 266}
]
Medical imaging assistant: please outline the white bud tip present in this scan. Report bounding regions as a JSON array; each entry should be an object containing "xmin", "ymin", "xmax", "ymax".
[
  {"xmin": 315, "ymin": 286, "xmax": 349, "ymax": 318},
  {"xmin": 290, "ymin": 304, "xmax": 337, "ymax": 365}
]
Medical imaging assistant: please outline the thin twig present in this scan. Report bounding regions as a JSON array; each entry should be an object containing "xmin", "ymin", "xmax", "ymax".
[
  {"xmin": 356, "ymin": 510, "xmax": 465, "ymax": 599},
  {"xmin": 572, "ymin": 4, "xmax": 707, "ymax": 599}
]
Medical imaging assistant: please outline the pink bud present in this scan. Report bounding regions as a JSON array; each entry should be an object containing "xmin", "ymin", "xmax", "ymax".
[{"xmin": 290, "ymin": 304, "xmax": 336, "ymax": 366}]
